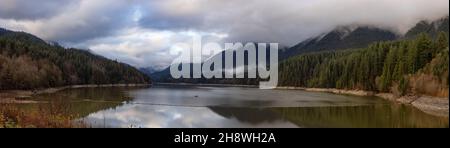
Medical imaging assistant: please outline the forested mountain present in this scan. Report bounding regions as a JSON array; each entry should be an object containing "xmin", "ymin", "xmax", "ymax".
[
  {"xmin": 0, "ymin": 28, "xmax": 7, "ymax": 35},
  {"xmin": 405, "ymin": 16, "xmax": 449, "ymax": 39},
  {"xmin": 150, "ymin": 67, "xmax": 171, "ymax": 82},
  {"xmin": 280, "ymin": 26, "xmax": 398, "ymax": 59},
  {"xmin": 280, "ymin": 16, "xmax": 449, "ymax": 59},
  {"xmin": 150, "ymin": 43, "xmax": 271, "ymax": 85},
  {"xmin": 152, "ymin": 17, "xmax": 448, "ymax": 85},
  {"xmin": 150, "ymin": 17, "xmax": 449, "ymax": 98},
  {"xmin": 0, "ymin": 28, "xmax": 151, "ymax": 90},
  {"xmin": 153, "ymin": 31, "xmax": 448, "ymax": 98},
  {"xmin": 279, "ymin": 32, "xmax": 448, "ymax": 97},
  {"xmin": 139, "ymin": 67, "xmax": 159, "ymax": 75}
]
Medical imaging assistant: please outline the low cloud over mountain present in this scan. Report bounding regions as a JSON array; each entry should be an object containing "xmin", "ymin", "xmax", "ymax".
[{"xmin": 1, "ymin": 0, "xmax": 448, "ymax": 68}]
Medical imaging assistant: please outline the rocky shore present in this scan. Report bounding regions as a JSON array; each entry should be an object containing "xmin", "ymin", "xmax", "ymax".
[{"xmin": 277, "ymin": 86, "xmax": 449, "ymax": 117}]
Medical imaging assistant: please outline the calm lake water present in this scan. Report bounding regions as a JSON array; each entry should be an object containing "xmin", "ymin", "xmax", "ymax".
[{"xmin": 25, "ymin": 85, "xmax": 449, "ymax": 128}]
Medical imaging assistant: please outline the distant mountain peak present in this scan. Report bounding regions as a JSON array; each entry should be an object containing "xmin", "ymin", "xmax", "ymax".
[
  {"xmin": 280, "ymin": 25, "xmax": 398, "ymax": 59},
  {"xmin": 432, "ymin": 16, "xmax": 449, "ymax": 29},
  {"xmin": 139, "ymin": 66, "xmax": 167, "ymax": 76},
  {"xmin": 46, "ymin": 40, "xmax": 62, "ymax": 47},
  {"xmin": 311, "ymin": 25, "xmax": 358, "ymax": 43},
  {"xmin": 0, "ymin": 28, "xmax": 151, "ymax": 88},
  {"xmin": 0, "ymin": 28, "xmax": 48, "ymax": 45},
  {"xmin": 404, "ymin": 16, "xmax": 449, "ymax": 39},
  {"xmin": 0, "ymin": 28, "xmax": 10, "ymax": 35},
  {"xmin": 333, "ymin": 25, "xmax": 359, "ymax": 39}
]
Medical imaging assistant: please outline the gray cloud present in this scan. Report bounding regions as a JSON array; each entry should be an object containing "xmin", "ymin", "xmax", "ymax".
[
  {"xmin": 0, "ymin": 0, "xmax": 75, "ymax": 20},
  {"xmin": 0, "ymin": 0, "xmax": 448, "ymax": 68},
  {"xmin": 138, "ymin": 0, "xmax": 449, "ymax": 45},
  {"xmin": 84, "ymin": 28, "xmax": 227, "ymax": 69},
  {"xmin": 1, "ymin": 0, "xmax": 137, "ymax": 43}
]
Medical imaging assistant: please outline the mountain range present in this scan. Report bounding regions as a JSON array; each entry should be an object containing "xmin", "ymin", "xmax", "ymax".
[
  {"xmin": 150, "ymin": 16, "xmax": 449, "ymax": 83},
  {"xmin": 280, "ymin": 26, "xmax": 398, "ymax": 59},
  {"xmin": 405, "ymin": 16, "xmax": 449, "ymax": 39},
  {"xmin": 1, "ymin": 16, "xmax": 447, "ymax": 87},
  {"xmin": 0, "ymin": 28, "xmax": 151, "ymax": 90}
]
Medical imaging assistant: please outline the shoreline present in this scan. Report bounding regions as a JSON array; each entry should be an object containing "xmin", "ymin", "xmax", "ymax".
[
  {"xmin": 155, "ymin": 82, "xmax": 258, "ymax": 88},
  {"xmin": 2, "ymin": 83, "xmax": 448, "ymax": 117},
  {"xmin": 0, "ymin": 83, "xmax": 151, "ymax": 103},
  {"xmin": 157, "ymin": 83, "xmax": 449, "ymax": 117},
  {"xmin": 276, "ymin": 86, "xmax": 449, "ymax": 117}
]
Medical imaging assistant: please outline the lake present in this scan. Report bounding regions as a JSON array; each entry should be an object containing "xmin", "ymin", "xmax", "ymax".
[{"xmin": 23, "ymin": 85, "xmax": 449, "ymax": 128}]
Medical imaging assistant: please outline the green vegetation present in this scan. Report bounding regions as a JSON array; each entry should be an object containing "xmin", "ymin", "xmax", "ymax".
[
  {"xmin": 0, "ymin": 29, "xmax": 151, "ymax": 90},
  {"xmin": 279, "ymin": 32, "xmax": 449, "ymax": 97}
]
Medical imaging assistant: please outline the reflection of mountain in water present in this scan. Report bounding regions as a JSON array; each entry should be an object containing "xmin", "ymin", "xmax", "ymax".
[
  {"xmin": 272, "ymin": 105, "xmax": 449, "ymax": 128},
  {"xmin": 208, "ymin": 107, "xmax": 283, "ymax": 124},
  {"xmin": 33, "ymin": 87, "xmax": 139, "ymax": 117}
]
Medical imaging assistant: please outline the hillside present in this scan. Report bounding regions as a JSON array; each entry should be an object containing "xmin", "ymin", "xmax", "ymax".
[
  {"xmin": 279, "ymin": 32, "xmax": 448, "ymax": 97},
  {"xmin": 0, "ymin": 28, "xmax": 7, "ymax": 35},
  {"xmin": 0, "ymin": 28, "xmax": 151, "ymax": 90},
  {"xmin": 139, "ymin": 67, "xmax": 159, "ymax": 75},
  {"xmin": 150, "ymin": 17, "xmax": 450, "ymax": 96},
  {"xmin": 280, "ymin": 26, "xmax": 398, "ymax": 59},
  {"xmin": 405, "ymin": 16, "xmax": 449, "ymax": 39},
  {"xmin": 281, "ymin": 16, "xmax": 449, "ymax": 60},
  {"xmin": 150, "ymin": 43, "xmax": 269, "ymax": 85},
  {"xmin": 152, "ymin": 17, "xmax": 449, "ymax": 84}
]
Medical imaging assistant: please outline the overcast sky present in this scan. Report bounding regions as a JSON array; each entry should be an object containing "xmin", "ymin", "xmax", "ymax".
[{"xmin": 0, "ymin": 0, "xmax": 448, "ymax": 69}]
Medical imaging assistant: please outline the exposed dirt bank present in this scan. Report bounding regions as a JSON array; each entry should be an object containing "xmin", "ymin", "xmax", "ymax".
[{"xmin": 276, "ymin": 86, "xmax": 449, "ymax": 117}]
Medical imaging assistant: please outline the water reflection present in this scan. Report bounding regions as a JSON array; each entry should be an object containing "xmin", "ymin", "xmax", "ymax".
[
  {"xmin": 126, "ymin": 85, "xmax": 384, "ymax": 107},
  {"xmin": 273, "ymin": 105, "xmax": 449, "ymax": 128},
  {"xmin": 23, "ymin": 85, "xmax": 450, "ymax": 128},
  {"xmin": 83, "ymin": 104, "xmax": 449, "ymax": 128},
  {"xmin": 85, "ymin": 105, "xmax": 298, "ymax": 128}
]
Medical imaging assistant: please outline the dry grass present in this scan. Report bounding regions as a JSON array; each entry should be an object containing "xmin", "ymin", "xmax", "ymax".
[
  {"xmin": 0, "ymin": 101, "xmax": 86, "ymax": 128},
  {"xmin": 409, "ymin": 73, "xmax": 449, "ymax": 97}
]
